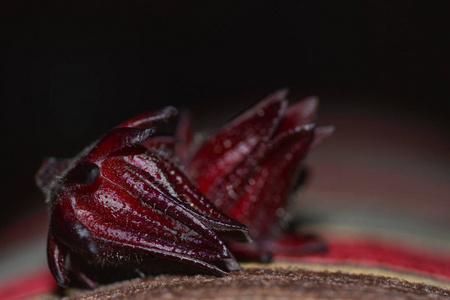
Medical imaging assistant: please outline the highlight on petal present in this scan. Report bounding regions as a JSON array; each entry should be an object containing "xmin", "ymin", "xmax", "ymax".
[
  {"xmin": 276, "ymin": 95, "xmax": 318, "ymax": 135},
  {"xmin": 116, "ymin": 106, "xmax": 178, "ymax": 129}
]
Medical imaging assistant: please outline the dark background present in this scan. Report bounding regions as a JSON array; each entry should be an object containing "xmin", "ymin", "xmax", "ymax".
[{"xmin": 1, "ymin": 1, "xmax": 449, "ymax": 227}]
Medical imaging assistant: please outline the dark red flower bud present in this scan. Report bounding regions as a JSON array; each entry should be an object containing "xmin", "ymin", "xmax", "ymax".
[
  {"xmin": 36, "ymin": 107, "xmax": 250, "ymax": 288},
  {"xmin": 184, "ymin": 90, "xmax": 334, "ymax": 261}
]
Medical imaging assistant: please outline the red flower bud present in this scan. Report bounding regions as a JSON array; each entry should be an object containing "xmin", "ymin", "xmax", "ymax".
[
  {"xmin": 184, "ymin": 90, "xmax": 334, "ymax": 261},
  {"xmin": 36, "ymin": 107, "xmax": 250, "ymax": 288}
]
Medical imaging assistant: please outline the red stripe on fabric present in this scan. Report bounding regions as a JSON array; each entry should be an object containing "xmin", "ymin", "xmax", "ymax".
[
  {"xmin": 0, "ymin": 268, "xmax": 57, "ymax": 300},
  {"xmin": 276, "ymin": 236, "xmax": 450, "ymax": 281}
]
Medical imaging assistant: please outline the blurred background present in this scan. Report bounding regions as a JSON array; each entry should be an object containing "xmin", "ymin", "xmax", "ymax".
[{"xmin": 0, "ymin": 1, "xmax": 449, "ymax": 242}]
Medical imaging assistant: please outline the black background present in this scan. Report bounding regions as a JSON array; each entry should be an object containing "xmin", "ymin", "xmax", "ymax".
[{"xmin": 1, "ymin": 1, "xmax": 449, "ymax": 227}]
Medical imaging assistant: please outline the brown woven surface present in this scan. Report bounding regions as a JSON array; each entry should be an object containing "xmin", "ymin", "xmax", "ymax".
[{"xmin": 35, "ymin": 267, "xmax": 450, "ymax": 300}]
